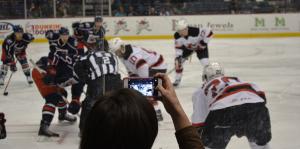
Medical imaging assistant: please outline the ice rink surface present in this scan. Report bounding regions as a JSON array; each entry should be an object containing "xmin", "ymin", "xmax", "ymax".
[{"xmin": 1, "ymin": 37, "xmax": 300, "ymax": 149}]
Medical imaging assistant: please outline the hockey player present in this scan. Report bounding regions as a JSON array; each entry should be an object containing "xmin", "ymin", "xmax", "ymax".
[
  {"xmin": 45, "ymin": 27, "xmax": 82, "ymax": 115},
  {"xmin": 0, "ymin": 112, "xmax": 6, "ymax": 139},
  {"xmin": 109, "ymin": 37, "xmax": 167, "ymax": 121},
  {"xmin": 32, "ymin": 56, "xmax": 77, "ymax": 137},
  {"xmin": 191, "ymin": 62, "xmax": 271, "ymax": 149},
  {"xmin": 0, "ymin": 25, "xmax": 35, "ymax": 85},
  {"xmin": 109, "ymin": 37, "xmax": 167, "ymax": 77},
  {"xmin": 173, "ymin": 19, "xmax": 213, "ymax": 87},
  {"xmin": 72, "ymin": 16, "xmax": 106, "ymax": 52},
  {"xmin": 73, "ymin": 37, "xmax": 122, "ymax": 133}
]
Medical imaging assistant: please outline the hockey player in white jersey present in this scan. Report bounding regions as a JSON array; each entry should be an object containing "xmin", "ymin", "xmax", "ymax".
[
  {"xmin": 191, "ymin": 62, "xmax": 271, "ymax": 149},
  {"xmin": 109, "ymin": 37, "xmax": 167, "ymax": 77},
  {"xmin": 109, "ymin": 37, "xmax": 167, "ymax": 121},
  {"xmin": 173, "ymin": 19, "xmax": 213, "ymax": 87}
]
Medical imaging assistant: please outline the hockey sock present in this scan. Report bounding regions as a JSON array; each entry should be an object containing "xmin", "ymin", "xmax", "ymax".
[
  {"xmin": 200, "ymin": 58, "xmax": 209, "ymax": 66},
  {"xmin": 42, "ymin": 103, "xmax": 56, "ymax": 124}
]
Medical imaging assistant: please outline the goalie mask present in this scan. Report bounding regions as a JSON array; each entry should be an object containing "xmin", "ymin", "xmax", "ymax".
[{"xmin": 202, "ymin": 62, "xmax": 224, "ymax": 82}]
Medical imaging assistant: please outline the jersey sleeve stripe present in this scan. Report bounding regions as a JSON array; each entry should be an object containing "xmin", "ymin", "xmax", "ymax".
[
  {"xmin": 136, "ymin": 59, "xmax": 147, "ymax": 69},
  {"xmin": 151, "ymin": 55, "xmax": 164, "ymax": 68},
  {"xmin": 192, "ymin": 122, "xmax": 205, "ymax": 127}
]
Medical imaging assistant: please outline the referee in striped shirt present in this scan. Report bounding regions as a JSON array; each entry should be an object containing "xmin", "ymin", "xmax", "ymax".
[{"xmin": 74, "ymin": 38, "xmax": 122, "ymax": 133}]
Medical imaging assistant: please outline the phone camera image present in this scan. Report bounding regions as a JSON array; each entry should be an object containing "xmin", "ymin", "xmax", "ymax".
[{"xmin": 128, "ymin": 78, "xmax": 159, "ymax": 97}]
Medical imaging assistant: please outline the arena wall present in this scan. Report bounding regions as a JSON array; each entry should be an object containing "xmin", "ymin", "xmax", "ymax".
[{"xmin": 0, "ymin": 13, "xmax": 299, "ymax": 43}]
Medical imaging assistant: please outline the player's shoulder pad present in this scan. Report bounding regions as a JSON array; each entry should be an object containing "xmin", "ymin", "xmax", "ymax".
[
  {"xmin": 23, "ymin": 33, "xmax": 35, "ymax": 43},
  {"xmin": 45, "ymin": 30, "xmax": 59, "ymax": 40},
  {"xmin": 188, "ymin": 26, "xmax": 199, "ymax": 37},
  {"xmin": 174, "ymin": 32, "xmax": 181, "ymax": 39},
  {"xmin": 82, "ymin": 22, "xmax": 94, "ymax": 28}
]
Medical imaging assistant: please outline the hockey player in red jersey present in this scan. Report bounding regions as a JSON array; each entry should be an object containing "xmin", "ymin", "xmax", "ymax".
[
  {"xmin": 32, "ymin": 57, "xmax": 77, "ymax": 137},
  {"xmin": 0, "ymin": 25, "xmax": 35, "ymax": 85},
  {"xmin": 109, "ymin": 37, "xmax": 167, "ymax": 121},
  {"xmin": 173, "ymin": 19, "xmax": 213, "ymax": 87},
  {"xmin": 191, "ymin": 62, "xmax": 271, "ymax": 149}
]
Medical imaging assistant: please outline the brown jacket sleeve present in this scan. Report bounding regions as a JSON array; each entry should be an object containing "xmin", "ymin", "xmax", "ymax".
[{"xmin": 175, "ymin": 125, "xmax": 204, "ymax": 149}]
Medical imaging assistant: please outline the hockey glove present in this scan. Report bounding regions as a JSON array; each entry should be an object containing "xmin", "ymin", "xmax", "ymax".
[
  {"xmin": 68, "ymin": 100, "xmax": 81, "ymax": 114},
  {"xmin": 198, "ymin": 40, "xmax": 207, "ymax": 50}
]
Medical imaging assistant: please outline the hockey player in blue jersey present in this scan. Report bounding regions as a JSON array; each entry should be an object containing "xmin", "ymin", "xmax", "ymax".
[
  {"xmin": 72, "ymin": 16, "xmax": 106, "ymax": 52},
  {"xmin": 0, "ymin": 25, "xmax": 35, "ymax": 85},
  {"xmin": 45, "ymin": 27, "xmax": 82, "ymax": 116}
]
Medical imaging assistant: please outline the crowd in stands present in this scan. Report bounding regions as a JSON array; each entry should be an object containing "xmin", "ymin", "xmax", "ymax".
[{"xmin": 0, "ymin": 0, "xmax": 300, "ymax": 19}]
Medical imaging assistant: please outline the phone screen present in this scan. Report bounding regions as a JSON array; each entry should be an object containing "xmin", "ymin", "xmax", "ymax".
[{"xmin": 127, "ymin": 78, "xmax": 160, "ymax": 97}]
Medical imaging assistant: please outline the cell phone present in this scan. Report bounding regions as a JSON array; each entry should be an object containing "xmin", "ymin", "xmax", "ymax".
[{"xmin": 123, "ymin": 77, "xmax": 162, "ymax": 97}]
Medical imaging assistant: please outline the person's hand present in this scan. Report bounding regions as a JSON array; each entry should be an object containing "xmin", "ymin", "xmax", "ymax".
[
  {"xmin": 155, "ymin": 73, "xmax": 191, "ymax": 130},
  {"xmin": 155, "ymin": 73, "xmax": 180, "ymax": 114}
]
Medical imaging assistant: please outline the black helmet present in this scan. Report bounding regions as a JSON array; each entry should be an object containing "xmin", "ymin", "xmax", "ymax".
[
  {"xmin": 59, "ymin": 27, "xmax": 69, "ymax": 35},
  {"xmin": 94, "ymin": 16, "xmax": 103, "ymax": 22},
  {"xmin": 13, "ymin": 25, "xmax": 24, "ymax": 33}
]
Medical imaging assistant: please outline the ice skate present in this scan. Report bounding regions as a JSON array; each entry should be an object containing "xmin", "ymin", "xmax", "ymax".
[
  {"xmin": 58, "ymin": 113, "xmax": 77, "ymax": 123},
  {"xmin": 26, "ymin": 76, "xmax": 33, "ymax": 85},
  {"xmin": 38, "ymin": 121, "xmax": 59, "ymax": 137},
  {"xmin": 173, "ymin": 78, "xmax": 181, "ymax": 87},
  {"xmin": 156, "ymin": 109, "xmax": 163, "ymax": 122}
]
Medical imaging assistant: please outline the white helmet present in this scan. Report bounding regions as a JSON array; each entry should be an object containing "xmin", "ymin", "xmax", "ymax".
[
  {"xmin": 109, "ymin": 37, "xmax": 124, "ymax": 53},
  {"xmin": 175, "ymin": 19, "xmax": 188, "ymax": 31},
  {"xmin": 202, "ymin": 62, "xmax": 225, "ymax": 82}
]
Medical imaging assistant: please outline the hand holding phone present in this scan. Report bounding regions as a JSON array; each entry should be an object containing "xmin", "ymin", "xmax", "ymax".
[{"xmin": 123, "ymin": 77, "xmax": 162, "ymax": 97}]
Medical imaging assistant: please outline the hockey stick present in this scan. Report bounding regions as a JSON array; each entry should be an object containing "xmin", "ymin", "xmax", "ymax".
[
  {"xmin": 167, "ymin": 67, "xmax": 175, "ymax": 75},
  {"xmin": 3, "ymin": 71, "xmax": 14, "ymax": 96},
  {"xmin": 29, "ymin": 59, "xmax": 46, "ymax": 74}
]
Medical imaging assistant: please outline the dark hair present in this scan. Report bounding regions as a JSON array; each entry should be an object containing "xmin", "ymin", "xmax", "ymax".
[{"xmin": 80, "ymin": 88, "xmax": 158, "ymax": 149}]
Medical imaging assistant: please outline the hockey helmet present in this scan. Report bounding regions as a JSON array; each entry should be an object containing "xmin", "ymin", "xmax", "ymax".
[
  {"xmin": 59, "ymin": 27, "xmax": 69, "ymax": 35},
  {"xmin": 94, "ymin": 16, "xmax": 103, "ymax": 22},
  {"xmin": 109, "ymin": 37, "xmax": 125, "ymax": 53},
  {"xmin": 13, "ymin": 25, "xmax": 24, "ymax": 33},
  {"xmin": 202, "ymin": 62, "xmax": 224, "ymax": 82},
  {"xmin": 175, "ymin": 19, "xmax": 188, "ymax": 31}
]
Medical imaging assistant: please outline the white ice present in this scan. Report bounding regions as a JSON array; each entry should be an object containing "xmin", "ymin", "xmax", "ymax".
[{"xmin": 1, "ymin": 37, "xmax": 300, "ymax": 149}]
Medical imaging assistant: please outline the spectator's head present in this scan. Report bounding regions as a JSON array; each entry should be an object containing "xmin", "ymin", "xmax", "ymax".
[
  {"xmin": 80, "ymin": 88, "xmax": 158, "ymax": 149},
  {"xmin": 59, "ymin": 27, "xmax": 70, "ymax": 43},
  {"xmin": 94, "ymin": 16, "xmax": 103, "ymax": 28},
  {"xmin": 175, "ymin": 19, "xmax": 188, "ymax": 36},
  {"xmin": 108, "ymin": 37, "xmax": 126, "ymax": 57},
  {"xmin": 13, "ymin": 25, "xmax": 24, "ymax": 41},
  {"xmin": 202, "ymin": 62, "xmax": 225, "ymax": 82}
]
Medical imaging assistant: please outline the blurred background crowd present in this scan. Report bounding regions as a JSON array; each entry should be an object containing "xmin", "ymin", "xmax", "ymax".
[{"xmin": 0, "ymin": 0, "xmax": 299, "ymax": 19}]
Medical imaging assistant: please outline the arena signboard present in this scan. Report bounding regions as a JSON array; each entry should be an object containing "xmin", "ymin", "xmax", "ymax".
[{"xmin": 0, "ymin": 13, "xmax": 299, "ymax": 43}]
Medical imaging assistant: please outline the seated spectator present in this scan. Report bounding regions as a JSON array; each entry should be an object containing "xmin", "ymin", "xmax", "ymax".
[
  {"xmin": 80, "ymin": 73, "xmax": 204, "ymax": 149},
  {"xmin": 114, "ymin": 5, "xmax": 126, "ymax": 16},
  {"xmin": 127, "ymin": 5, "xmax": 137, "ymax": 16},
  {"xmin": 148, "ymin": 6, "xmax": 158, "ymax": 15},
  {"xmin": 57, "ymin": 0, "xmax": 69, "ymax": 17},
  {"xmin": 28, "ymin": 2, "xmax": 41, "ymax": 18}
]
